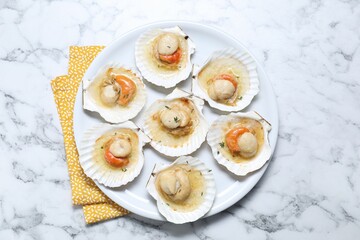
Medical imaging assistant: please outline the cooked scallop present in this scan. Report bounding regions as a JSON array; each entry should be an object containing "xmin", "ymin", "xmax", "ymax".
[
  {"xmin": 208, "ymin": 78, "xmax": 236, "ymax": 101},
  {"xmin": 78, "ymin": 121, "xmax": 150, "ymax": 187},
  {"xmin": 83, "ymin": 64, "xmax": 146, "ymax": 123},
  {"xmin": 157, "ymin": 34, "xmax": 179, "ymax": 56},
  {"xmin": 207, "ymin": 111, "xmax": 272, "ymax": 176},
  {"xmin": 142, "ymin": 88, "xmax": 209, "ymax": 157},
  {"xmin": 135, "ymin": 26, "xmax": 195, "ymax": 88},
  {"xmin": 146, "ymin": 156, "xmax": 216, "ymax": 224},
  {"xmin": 192, "ymin": 49, "xmax": 259, "ymax": 112}
]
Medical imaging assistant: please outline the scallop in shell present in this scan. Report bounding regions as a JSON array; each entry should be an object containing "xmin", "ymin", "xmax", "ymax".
[
  {"xmin": 207, "ymin": 111, "xmax": 272, "ymax": 176},
  {"xmin": 83, "ymin": 64, "xmax": 146, "ymax": 123},
  {"xmin": 146, "ymin": 156, "xmax": 216, "ymax": 224},
  {"xmin": 142, "ymin": 88, "xmax": 209, "ymax": 157},
  {"xmin": 192, "ymin": 49, "xmax": 259, "ymax": 112},
  {"xmin": 135, "ymin": 26, "xmax": 195, "ymax": 88},
  {"xmin": 79, "ymin": 121, "xmax": 150, "ymax": 187}
]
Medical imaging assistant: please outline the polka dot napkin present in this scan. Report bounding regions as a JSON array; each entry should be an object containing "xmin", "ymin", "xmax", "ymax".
[{"xmin": 51, "ymin": 46, "xmax": 129, "ymax": 224}]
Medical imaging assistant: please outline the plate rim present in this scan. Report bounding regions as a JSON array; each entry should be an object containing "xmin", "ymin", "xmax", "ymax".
[{"xmin": 73, "ymin": 20, "xmax": 279, "ymax": 221}]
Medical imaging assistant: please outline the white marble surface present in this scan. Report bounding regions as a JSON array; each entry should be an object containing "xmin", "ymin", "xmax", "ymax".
[{"xmin": 0, "ymin": 0, "xmax": 359, "ymax": 239}]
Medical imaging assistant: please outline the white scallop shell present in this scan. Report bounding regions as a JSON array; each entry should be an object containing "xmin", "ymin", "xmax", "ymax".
[
  {"xmin": 142, "ymin": 88, "xmax": 209, "ymax": 157},
  {"xmin": 135, "ymin": 26, "xmax": 195, "ymax": 88},
  {"xmin": 79, "ymin": 121, "xmax": 150, "ymax": 187},
  {"xmin": 83, "ymin": 63, "xmax": 147, "ymax": 123},
  {"xmin": 146, "ymin": 156, "xmax": 216, "ymax": 224},
  {"xmin": 207, "ymin": 111, "xmax": 272, "ymax": 176},
  {"xmin": 192, "ymin": 49, "xmax": 259, "ymax": 112}
]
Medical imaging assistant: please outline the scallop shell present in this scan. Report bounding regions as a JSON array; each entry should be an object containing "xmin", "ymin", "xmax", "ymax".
[
  {"xmin": 83, "ymin": 63, "xmax": 147, "ymax": 123},
  {"xmin": 135, "ymin": 26, "xmax": 195, "ymax": 88},
  {"xmin": 207, "ymin": 111, "xmax": 271, "ymax": 176},
  {"xmin": 79, "ymin": 121, "xmax": 150, "ymax": 187},
  {"xmin": 142, "ymin": 88, "xmax": 209, "ymax": 157},
  {"xmin": 192, "ymin": 49, "xmax": 259, "ymax": 112},
  {"xmin": 146, "ymin": 156, "xmax": 216, "ymax": 224}
]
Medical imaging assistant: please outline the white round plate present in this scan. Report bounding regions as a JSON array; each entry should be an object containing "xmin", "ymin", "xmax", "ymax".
[{"xmin": 73, "ymin": 21, "xmax": 279, "ymax": 221}]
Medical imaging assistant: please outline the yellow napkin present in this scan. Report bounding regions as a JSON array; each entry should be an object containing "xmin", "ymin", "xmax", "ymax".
[{"xmin": 51, "ymin": 46, "xmax": 129, "ymax": 224}]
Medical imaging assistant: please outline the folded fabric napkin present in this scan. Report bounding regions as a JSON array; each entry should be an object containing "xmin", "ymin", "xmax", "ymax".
[{"xmin": 51, "ymin": 46, "xmax": 129, "ymax": 224}]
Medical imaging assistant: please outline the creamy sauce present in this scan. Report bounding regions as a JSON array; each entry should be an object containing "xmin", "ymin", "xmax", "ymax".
[
  {"xmin": 219, "ymin": 118, "xmax": 264, "ymax": 163},
  {"xmin": 156, "ymin": 164, "xmax": 205, "ymax": 212},
  {"xmin": 93, "ymin": 129, "xmax": 139, "ymax": 170},
  {"xmin": 86, "ymin": 67, "xmax": 140, "ymax": 109},
  {"xmin": 146, "ymin": 99, "xmax": 199, "ymax": 147},
  {"xmin": 198, "ymin": 57, "xmax": 250, "ymax": 106},
  {"xmin": 145, "ymin": 33, "xmax": 189, "ymax": 74}
]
